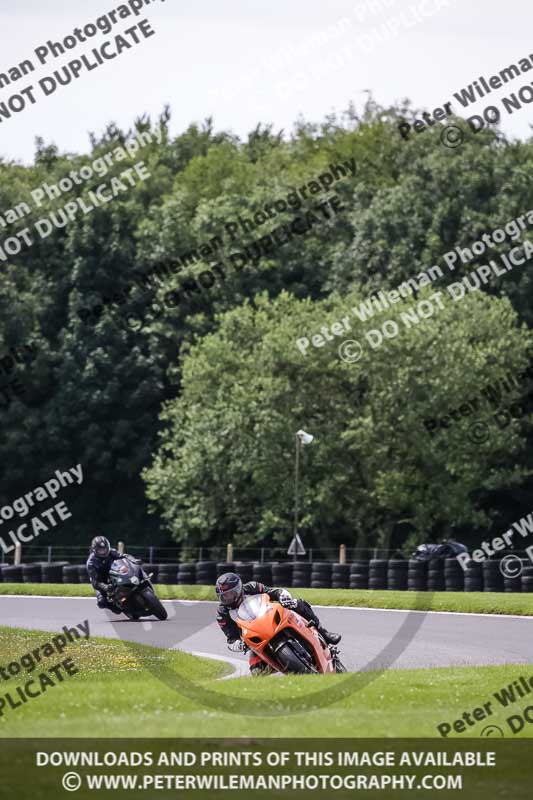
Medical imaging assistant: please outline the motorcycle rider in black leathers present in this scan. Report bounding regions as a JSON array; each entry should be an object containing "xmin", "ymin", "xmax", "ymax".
[
  {"xmin": 86, "ymin": 535, "xmax": 126, "ymax": 613},
  {"xmin": 215, "ymin": 572, "xmax": 341, "ymax": 675}
]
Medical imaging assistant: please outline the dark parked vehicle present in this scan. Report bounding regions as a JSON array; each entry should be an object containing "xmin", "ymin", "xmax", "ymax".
[{"xmin": 412, "ymin": 540, "xmax": 467, "ymax": 561}]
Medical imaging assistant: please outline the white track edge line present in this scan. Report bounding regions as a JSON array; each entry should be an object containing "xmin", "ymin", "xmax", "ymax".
[
  {"xmin": 1, "ymin": 594, "xmax": 533, "ymax": 620},
  {"xmin": 189, "ymin": 650, "xmax": 249, "ymax": 679}
]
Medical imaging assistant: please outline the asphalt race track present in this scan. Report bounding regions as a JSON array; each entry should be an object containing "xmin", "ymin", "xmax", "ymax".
[{"xmin": 1, "ymin": 596, "xmax": 533, "ymax": 675}]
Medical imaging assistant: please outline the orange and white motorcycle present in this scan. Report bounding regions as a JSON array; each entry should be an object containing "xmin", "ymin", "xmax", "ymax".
[{"xmin": 235, "ymin": 593, "xmax": 346, "ymax": 674}]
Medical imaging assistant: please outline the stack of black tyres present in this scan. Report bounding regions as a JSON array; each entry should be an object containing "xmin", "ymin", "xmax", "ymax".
[
  {"xmin": 195, "ymin": 561, "xmax": 216, "ymax": 584},
  {"xmin": 271, "ymin": 562, "xmax": 292, "ymax": 587},
  {"xmin": 444, "ymin": 558, "xmax": 464, "ymax": 591},
  {"xmin": 62, "ymin": 565, "xmax": 81, "ymax": 584},
  {"xmin": 253, "ymin": 563, "xmax": 273, "ymax": 584},
  {"xmin": 42, "ymin": 562, "xmax": 69, "ymax": 583},
  {"xmin": 234, "ymin": 562, "xmax": 253, "ymax": 582},
  {"xmin": 387, "ymin": 559, "xmax": 408, "ymax": 590},
  {"xmin": 368, "ymin": 559, "xmax": 387, "ymax": 590},
  {"xmin": 522, "ymin": 562, "xmax": 533, "ymax": 592},
  {"xmin": 482, "ymin": 560, "xmax": 503, "ymax": 592},
  {"xmin": 177, "ymin": 563, "xmax": 196, "ymax": 584},
  {"xmin": 22, "ymin": 563, "xmax": 42, "ymax": 583},
  {"xmin": 216, "ymin": 562, "xmax": 235, "ymax": 580},
  {"xmin": 504, "ymin": 560, "xmax": 523, "ymax": 593},
  {"xmin": 78, "ymin": 564, "xmax": 89, "ymax": 583},
  {"xmin": 157, "ymin": 563, "xmax": 180, "ymax": 585},
  {"xmin": 331, "ymin": 563, "xmax": 350, "ymax": 589},
  {"xmin": 2, "ymin": 564, "xmax": 23, "ymax": 583},
  {"xmin": 310, "ymin": 562, "xmax": 332, "ymax": 589},
  {"xmin": 349, "ymin": 561, "xmax": 369, "ymax": 589},
  {"xmin": 427, "ymin": 559, "xmax": 445, "ymax": 591},
  {"xmin": 463, "ymin": 560, "xmax": 483, "ymax": 592},
  {"xmin": 407, "ymin": 559, "xmax": 428, "ymax": 591},
  {"xmin": 291, "ymin": 562, "xmax": 312, "ymax": 588}
]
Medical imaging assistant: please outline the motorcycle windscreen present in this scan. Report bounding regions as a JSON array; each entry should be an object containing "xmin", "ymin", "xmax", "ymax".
[
  {"xmin": 109, "ymin": 559, "xmax": 131, "ymax": 576},
  {"xmin": 237, "ymin": 594, "xmax": 270, "ymax": 621}
]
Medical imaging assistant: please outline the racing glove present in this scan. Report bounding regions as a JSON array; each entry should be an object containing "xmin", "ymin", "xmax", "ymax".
[
  {"xmin": 278, "ymin": 590, "xmax": 297, "ymax": 608},
  {"xmin": 96, "ymin": 582, "xmax": 110, "ymax": 594},
  {"xmin": 228, "ymin": 639, "xmax": 247, "ymax": 653}
]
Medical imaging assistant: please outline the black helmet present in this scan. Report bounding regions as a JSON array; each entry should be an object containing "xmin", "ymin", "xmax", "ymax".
[
  {"xmin": 215, "ymin": 572, "xmax": 243, "ymax": 608},
  {"xmin": 91, "ymin": 536, "xmax": 111, "ymax": 558}
]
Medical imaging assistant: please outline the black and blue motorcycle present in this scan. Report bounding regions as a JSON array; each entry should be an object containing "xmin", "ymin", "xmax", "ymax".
[{"xmin": 107, "ymin": 556, "xmax": 167, "ymax": 620}]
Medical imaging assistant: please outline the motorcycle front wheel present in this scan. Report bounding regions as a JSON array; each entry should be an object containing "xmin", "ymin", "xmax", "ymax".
[
  {"xmin": 139, "ymin": 587, "xmax": 168, "ymax": 620},
  {"xmin": 276, "ymin": 641, "xmax": 315, "ymax": 674}
]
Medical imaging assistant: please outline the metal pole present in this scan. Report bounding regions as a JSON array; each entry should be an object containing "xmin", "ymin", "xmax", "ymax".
[
  {"xmin": 293, "ymin": 436, "xmax": 301, "ymax": 539},
  {"xmin": 149, "ymin": 546, "xmax": 154, "ymax": 563},
  {"xmin": 47, "ymin": 546, "xmax": 52, "ymax": 563},
  {"xmin": 260, "ymin": 547, "xmax": 265, "ymax": 564}
]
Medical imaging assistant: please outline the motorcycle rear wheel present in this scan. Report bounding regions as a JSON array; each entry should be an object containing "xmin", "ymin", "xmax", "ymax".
[
  {"xmin": 139, "ymin": 587, "xmax": 168, "ymax": 620},
  {"xmin": 276, "ymin": 641, "xmax": 315, "ymax": 674}
]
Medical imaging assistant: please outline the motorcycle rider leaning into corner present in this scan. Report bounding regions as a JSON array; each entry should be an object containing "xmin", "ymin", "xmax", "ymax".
[
  {"xmin": 216, "ymin": 572, "xmax": 342, "ymax": 675},
  {"xmin": 86, "ymin": 535, "xmax": 141, "ymax": 613}
]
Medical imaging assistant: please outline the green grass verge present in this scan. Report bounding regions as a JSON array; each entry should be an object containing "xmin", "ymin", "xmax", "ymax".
[
  {"xmin": 2, "ymin": 582, "xmax": 533, "ymax": 615},
  {"xmin": 0, "ymin": 625, "xmax": 531, "ymax": 738}
]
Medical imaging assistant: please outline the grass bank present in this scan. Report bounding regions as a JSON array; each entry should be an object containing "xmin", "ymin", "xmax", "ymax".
[
  {"xmin": 1, "ymin": 583, "xmax": 533, "ymax": 615},
  {"xmin": 0, "ymin": 625, "xmax": 530, "ymax": 739}
]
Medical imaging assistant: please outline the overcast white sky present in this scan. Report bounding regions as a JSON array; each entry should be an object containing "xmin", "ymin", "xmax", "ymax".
[{"xmin": 0, "ymin": 0, "xmax": 532, "ymax": 163}]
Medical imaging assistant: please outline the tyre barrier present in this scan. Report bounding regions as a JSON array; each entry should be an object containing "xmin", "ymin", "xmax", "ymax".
[
  {"xmin": 311, "ymin": 562, "xmax": 332, "ymax": 589},
  {"xmin": 0, "ymin": 558, "xmax": 530, "ymax": 592},
  {"xmin": 387, "ymin": 559, "xmax": 408, "ymax": 591},
  {"xmin": 290, "ymin": 561, "xmax": 312, "ymax": 589},
  {"xmin": 194, "ymin": 561, "xmax": 216, "ymax": 585},
  {"xmin": 332, "ymin": 563, "xmax": 350, "ymax": 589},
  {"xmin": 253, "ymin": 563, "xmax": 273, "ymax": 584},
  {"xmin": 368, "ymin": 559, "xmax": 388, "ymax": 590},
  {"xmin": 349, "ymin": 561, "xmax": 369, "ymax": 590},
  {"xmin": 157, "ymin": 563, "xmax": 180, "ymax": 585},
  {"xmin": 482, "ymin": 560, "xmax": 503, "ymax": 592}
]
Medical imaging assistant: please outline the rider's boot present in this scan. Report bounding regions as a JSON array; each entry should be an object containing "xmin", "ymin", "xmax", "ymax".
[{"xmin": 317, "ymin": 625, "xmax": 341, "ymax": 645}]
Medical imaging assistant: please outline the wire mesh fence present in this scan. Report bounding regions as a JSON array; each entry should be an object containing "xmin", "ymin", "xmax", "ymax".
[{"xmin": 1, "ymin": 543, "xmax": 403, "ymax": 565}]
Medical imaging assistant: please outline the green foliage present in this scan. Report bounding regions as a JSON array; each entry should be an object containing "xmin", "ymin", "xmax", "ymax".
[
  {"xmin": 144, "ymin": 287, "xmax": 532, "ymax": 549},
  {"xmin": 1, "ymin": 99, "xmax": 533, "ymax": 550}
]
